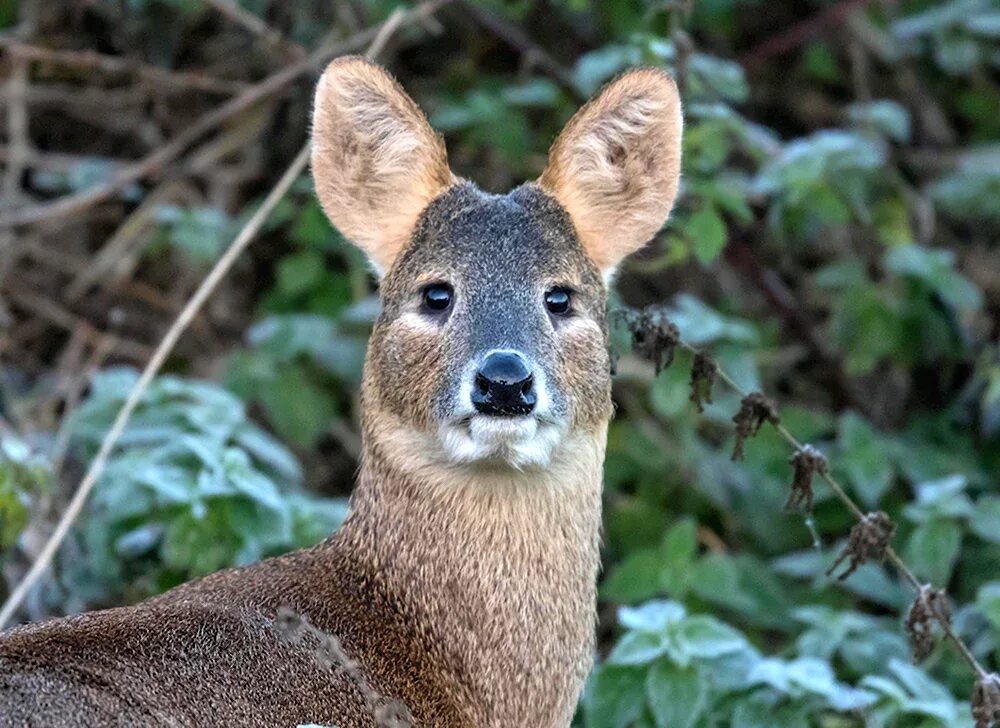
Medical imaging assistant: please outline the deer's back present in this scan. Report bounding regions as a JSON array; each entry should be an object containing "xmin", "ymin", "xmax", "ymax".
[{"xmin": 0, "ymin": 539, "xmax": 471, "ymax": 727}]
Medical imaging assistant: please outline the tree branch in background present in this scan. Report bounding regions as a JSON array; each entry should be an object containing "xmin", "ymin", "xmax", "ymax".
[
  {"xmin": 740, "ymin": 0, "xmax": 877, "ymax": 68},
  {"xmin": 724, "ymin": 237, "xmax": 871, "ymax": 418},
  {"xmin": 202, "ymin": 0, "xmax": 306, "ymax": 62},
  {"xmin": 0, "ymin": 39, "xmax": 248, "ymax": 96},
  {"xmin": 457, "ymin": 0, "xmax": 580, "ymax": 99},
  {"xmin": 0, "ymin": 0, "xmax": 452, "ymax": 230}
]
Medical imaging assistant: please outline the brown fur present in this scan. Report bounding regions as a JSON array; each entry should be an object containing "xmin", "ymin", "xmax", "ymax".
[
  {"xmin": 0, "ymin": 428, "xmax": 603, "ymax": 726},
  {"xmin": 0, "ymin": 58, "xmax": 682, "ymax": 727}
]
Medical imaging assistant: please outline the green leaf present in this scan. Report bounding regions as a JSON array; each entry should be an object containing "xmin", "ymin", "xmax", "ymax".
[
  {"xmin": 619, "ymin": 601, "xmax": 686, "ymax": 632},
  {"xmin": 835, "ymin": 412, "xmax": 894, "ymax": 507},
  {"xmin": 584, "ymin": 665, "xmax": 647, "ymax": 728},
  {"xmin": 607, "ymin": 630, "xmax": 670, "ymax": 666},
  {"xmin": 971, "ymin": 496, "xmax": 1000, "ymax": 544},
  {"xmin": 847, "ymin": 100, "xmax": 911, "ymax": 143},
  {"xmin": 904, "ymin": 518, "xmax": 962, "ymax": 587},
  {"xmin": 884, "ymin": 244, "xmax": 983, "ymax": 313},
  {"xmin": 673, "ymin": 615, "xmax": 748, "ymax": 659},
  {"xmin": 645, "ymin": 661, "xmax": 707, "ymax": 728},
  {"xmin": 687, "ymin": 205, "xmax": 728, "ymax": 264},
  {"xmin": 977, "ymin": 582, "xmax": 1000, "ymax": 633},
  {"xmin": 602, "ymin": 548, "xmax": 664, "ymax": 603},
  {"xmin": 658, "ymin": 519, "xmax": 697, "ymax": 597},
  {"xmin": 259, "ymin": 364, "xmax": 337, "ymax": 447},
  {"xmin": 276, "ymin": 251, "xmax": 325, "ymax": 297}
]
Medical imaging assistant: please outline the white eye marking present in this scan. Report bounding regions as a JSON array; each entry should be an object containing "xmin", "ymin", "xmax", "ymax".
[
  {"xmin": 555, "ymin": 316, "xmax": 602, "ymax": 337},
  {"xmin": 398, "ymin": 311, "xmax": 443, "ymax": 334}
]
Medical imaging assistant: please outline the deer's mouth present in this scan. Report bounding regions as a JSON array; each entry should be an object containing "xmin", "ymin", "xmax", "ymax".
[{"xmin": 438, "ymin": 413, "xmax": 564, "ymax": 469}]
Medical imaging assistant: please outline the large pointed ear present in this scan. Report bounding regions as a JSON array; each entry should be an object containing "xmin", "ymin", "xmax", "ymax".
[
  {"xmin": 311, "ymin": 57, "xmax": 456, "ymax": 275},
  {"xmin": 539, "ymin": 68, "xmax": 683, "ymax": 274}
]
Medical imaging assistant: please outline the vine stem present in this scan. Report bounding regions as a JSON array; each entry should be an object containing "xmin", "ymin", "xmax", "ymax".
[
  {"xmin": 0, "ymin": 4, "xmax": 418, "ymax": 630},
  {"xmin": 674, "ymin": 336, "xmax": 990, "ymax": 680}
]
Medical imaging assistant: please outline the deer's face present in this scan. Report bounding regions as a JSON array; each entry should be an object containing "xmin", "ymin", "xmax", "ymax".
[
  {"xmin": 367, "ymin": 183, "xmax": 610, "ymax": 468},
  {"xmin": 312, "ymin": 58, "xmax": 682, "ymax": 471}
]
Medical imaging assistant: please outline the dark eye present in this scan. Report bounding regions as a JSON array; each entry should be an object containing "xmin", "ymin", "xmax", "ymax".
[
  {"xmin": 544, "ymin": 288, "xmax": 572, "ymax": 316},
  {"xmin": 422, "ymin": 283, "xmax": 453, "ymax": 313}
]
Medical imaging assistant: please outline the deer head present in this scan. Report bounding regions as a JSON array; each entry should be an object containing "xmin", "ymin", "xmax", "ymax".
[{"xmin": 312, "ymin": 56, "xmax": 682, "ymax": 475}]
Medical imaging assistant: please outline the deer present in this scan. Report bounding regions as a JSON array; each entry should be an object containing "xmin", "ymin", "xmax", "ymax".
[{"xmin": 0, "ymin": 56, "xmax": 682, "ymax": 727}]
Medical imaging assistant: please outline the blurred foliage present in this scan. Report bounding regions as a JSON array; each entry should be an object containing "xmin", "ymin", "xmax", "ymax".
[
  {"xmin": 0, "ymin": 437, "xmax": 49, "ymax": 549},
  {"xmin": 50, "ymin": 369, "xmax": 346, "ymax": 612},
  {"xmin": 1, "ymin": 0, "xmax": 999, "ymax": 725}
]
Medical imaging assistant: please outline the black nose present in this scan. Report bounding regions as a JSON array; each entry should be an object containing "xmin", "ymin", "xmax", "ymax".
[{"xmin": 472, "ymin": 352, "xmax": 536, "ymax": 417}]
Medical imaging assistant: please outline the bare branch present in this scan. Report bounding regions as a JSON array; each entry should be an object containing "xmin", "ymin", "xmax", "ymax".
[
  {"xmin": 0, "ymin": 39, "xmax": 247, "ymax": 95},
  {"xmin": 0, "ymin": 0, "xmax": 453, "ymax": 230}
]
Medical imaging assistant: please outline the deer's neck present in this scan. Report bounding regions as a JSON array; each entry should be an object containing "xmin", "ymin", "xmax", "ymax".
[{"xmin": 338, "ymin": 414, "xmax": 606, "ymax": 726}]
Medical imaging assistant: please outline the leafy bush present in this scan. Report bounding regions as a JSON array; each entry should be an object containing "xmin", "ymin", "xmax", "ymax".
[
  {"xmin": 0, "ymin": 437, "xmax": 50, "ymax": 549},
  {"xmin": 581, "ymin": 599, "xmax": 978, "ymax": 728},
  {"xmin": 52, "ymin": 369, "xmax": 346, "ymax": 610}
]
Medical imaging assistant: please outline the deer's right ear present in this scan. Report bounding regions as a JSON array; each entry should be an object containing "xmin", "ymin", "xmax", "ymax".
[{"xmin": 311, "ymin": 57, "xmax": 456, "ymax": 275}]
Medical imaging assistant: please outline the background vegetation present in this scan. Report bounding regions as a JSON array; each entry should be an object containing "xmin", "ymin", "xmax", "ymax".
[{"xmin": 1, "ymin": 0, "xmax": 998, "ymax": 725}]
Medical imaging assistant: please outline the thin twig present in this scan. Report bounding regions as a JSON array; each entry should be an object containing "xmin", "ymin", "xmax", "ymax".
[
  {"xmin": 0, "ymin": 39, "xmax": 247, "ymax": 95},
  {"xmin": 0, "ymin": 2, "xmax": 424, "ymax": 631},
  {"xmin": 740, "ymin": 0, "xmax": 874, "ymax": 68},
  {"xmin": 202, "ymin": 0, "xmax": 306, "ymax": 61},
  {"xmin": 4, "ymin": 288, "xmax": 153, "ymax": 362},
  {"xmin": 0, "ymin": 144, "xmax": 130, "ymax": 174},
  {"xmin": 0, "ymin": 55, "xmax": 30, "ymax": 209},
  {"xmin": 457, "ymin": 0, "xmax": 579, "ymax": 98}
]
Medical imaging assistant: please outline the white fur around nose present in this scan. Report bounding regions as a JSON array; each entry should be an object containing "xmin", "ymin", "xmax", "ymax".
[{"xmin": 437, "ymin": 352, "xmax": 563, "ymax": 470}]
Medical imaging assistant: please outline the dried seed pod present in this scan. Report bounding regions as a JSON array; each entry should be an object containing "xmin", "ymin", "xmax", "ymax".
[
  {"xmin": 826, "ymin": 511, "xmax": 896, "ymax": 581},
  {"xmin": 905, "ymin": 586, "xmax": 950, "ymax": 663},
  {"xmin": 973, "ymin": 673, "xmax": 1000, "ymax": 728},
  {"xmin": 637, "ymin": 308, "xmax": 680, "ymax": 374},
  {"xmin": 612, "ymin": 306, "xmax": 682, "ymax": 374},
  {"xmin": 731, "ymin": 392, "xmax": 780, "ymax": 461},
  {"xmin": 785, "ymin": 444, "xmax": 827, "ymax": 514},
  {"xmin": 628, "ymin": 306, "xmax": 680, "ymax": 374},
  {"xmin": 689, "ymin": 350, "xmax": 718, "ymax": 413}
]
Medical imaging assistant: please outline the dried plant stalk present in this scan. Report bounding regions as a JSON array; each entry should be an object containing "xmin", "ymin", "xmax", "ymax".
[
  {"xmin": 973, "ymin": 673, "xmax": 1000, "ymax": 728},
  {"xmin": 905, "ymin": 586, "xmax": 950, "ymax": 663},
  {"xmin": 826, "ymin": 511, "xmax": 896, "ymax": 581},
  {"xmin": 622, "ymin": 306, "xmax": 681, "ymax": 374},
  {"xmin": 688, "ymin": 350, "xmax": 718, "ymax": 413},
  {"xmin": 731, "ymin": 392, "xmax": 779, "ymax": 461},
  {"xmin": 786, "ymin": 444, "xmax": 827, "ymax": 514},
  {"xmin": 612, "ymin": 300, "xmax": 994, "ymax": 728}
]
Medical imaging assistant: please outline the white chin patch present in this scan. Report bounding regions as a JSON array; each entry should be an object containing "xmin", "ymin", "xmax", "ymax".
[{"xmin": 439, "ymin": 416, "xmax": 563, "ymax": 469}]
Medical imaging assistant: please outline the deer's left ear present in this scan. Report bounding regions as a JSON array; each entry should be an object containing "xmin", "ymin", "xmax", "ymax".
[{"xmin": 539, "ymin": 68, "xmax": 683, "ymax": 274}]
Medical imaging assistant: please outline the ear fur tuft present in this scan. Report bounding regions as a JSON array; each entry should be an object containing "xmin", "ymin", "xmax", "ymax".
[
  {"xmin": 311, "ymin": 56, "xmax": 456, "ymax": 274},
  {"xmin": 539, "ymin": 68, "xmax": 683, "ymax": 273}
]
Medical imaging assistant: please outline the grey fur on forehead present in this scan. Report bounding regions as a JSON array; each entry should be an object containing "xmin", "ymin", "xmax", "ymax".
[{"xmin": 388, "ymin": 181, "xmax": 602, "ymax": 290}]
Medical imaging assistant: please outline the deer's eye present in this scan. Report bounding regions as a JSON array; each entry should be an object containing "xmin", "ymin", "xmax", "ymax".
[
  {"xmin": 544, "ymin": 288, "xmax": 572, "ymax": 316},
  {"xmin": 422, "ymin": 283, "xmax": 453, "ymax": 313}
]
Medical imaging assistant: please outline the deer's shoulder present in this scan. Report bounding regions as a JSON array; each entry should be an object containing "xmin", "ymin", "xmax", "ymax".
[{"xmin": 0, "ymin": 542, "xmax": 469, "ymax": 726}]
